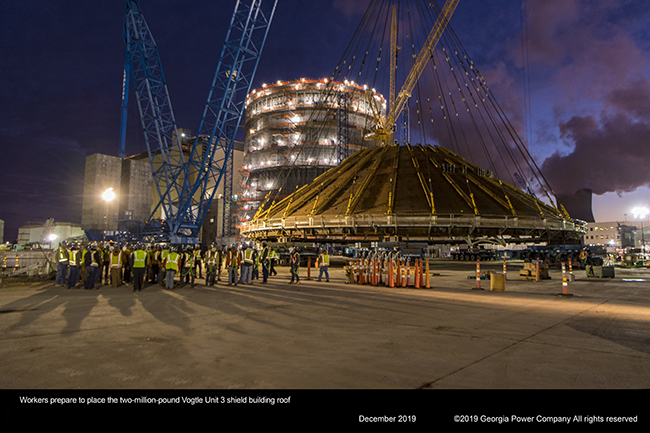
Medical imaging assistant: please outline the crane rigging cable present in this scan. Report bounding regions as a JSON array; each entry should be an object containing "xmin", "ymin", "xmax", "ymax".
[{"xmin": 256, "ymin": 0, "xmax": 562, "ymax": 224}]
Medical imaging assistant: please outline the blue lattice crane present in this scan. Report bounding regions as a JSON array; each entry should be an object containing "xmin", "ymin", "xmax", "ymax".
[
  {"xmin": 121, "ymin": 0, "xmax": 185, "ymax": 241},
  {"xmin": 120, "ymin": 0, "xmax": 277, "ymax": 243}
]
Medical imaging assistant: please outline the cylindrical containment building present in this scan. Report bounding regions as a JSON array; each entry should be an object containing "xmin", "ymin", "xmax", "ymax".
[{"xmin": 238, "ymin": 78, "xmax": 386, "ymax": 222}]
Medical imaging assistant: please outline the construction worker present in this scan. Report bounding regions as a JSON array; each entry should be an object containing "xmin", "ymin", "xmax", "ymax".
[
  {"xmin": 269, "ymin": 247, "xmax": 279, "ymax": 276},
  {"xmin": 240, "ymin": 244, "xmax": 254, "ymax": 284},
  {"xmin": 260, "ymin": 241, "xmax": 270, "ymax": 284},
  {"xmin": 159, "ymin": 245, "xmax": 169, "ymax": 287},
  {"xmin": 217, "ymin": 245, "xmax": 225, "ymax": 281},
  {"xmin": 289, "ymin": 247, "xmax": 300, "ymax": 285},
  {"xmin": 67, "ymin": 244, "xmax": 81, "ymax": 288},
  {"xmin": 181, "ymin": 246, "xmax": 196, "ymax": 287},
  {"xmin": 80, "ymin": 243, "xmax": 89, "ymax": 285},
  {"xmin": 149, "ymin": 245, "xmax": 159, "ymax": 284},
  {"xmin": 131, "ymin": 244, "xmax": 147, "ymax": 292},
  {"xmin": 84, "ymin": 244, "xmax": 102, "ymax": 290},
  {"xmin": 225, "ymin": 245, "xmax": 241, "ymax": 286},
  {"xmin": 317, "ymin": 248, "xmax": 330, "ymax": 282},
  {"xmin": 109, "ymin": 246, "xmax": 123, "ymax": 287},
  {"xmin": 179, "ymin": 246, "xmax": 189, "ymax": 285},
  {"xmin": 164, "ymin": 246, "xmax": 180, "ymax": 289},
  {"xmin": 252, "ymin": 247, "xmax": 260, "ymax": 281},
  {"xmin": 193, "ymin": 245, "xmax": 203, "ymax": 279},
  {"xmin": 101, "ymin": 243, "xmax": 110, "ymax": 284},
  {"xmin": 205, "ymin": 244, "xmax": 219, "ymax": 286},
  {"xmin": 122, "ymin": 245, "xmax": 132, "ymax": 284},
  {"xmin": 145, "ymin": 245, "xmax": 153, "ymax": 283},
  {"xmin": 54, "ymin": 241, "xmax": 69, "ymax": 287}
]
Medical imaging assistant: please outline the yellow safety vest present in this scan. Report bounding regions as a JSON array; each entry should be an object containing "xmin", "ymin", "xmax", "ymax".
[
  {"xmin": 110, "ymin": 252, "xmax": 122, "ymax": 268},
  {"xmin": 244, "ymin": 249, "xmax": 254, "ymax": 265},
  {"xmin": 319, "ymin": 254, "xmax": 330, "ymax": 267},
  {"xmin": 206, "ymin": 250, "xmax": 218, "ymax": 265},
  {"xmin": 133, "ymin": 250, "xmax": 146, "ymax": 268},
  {"xmin": 166, "ymin": 252, "xmax": 179, "ymax": 271},
  {"xmin": 58, "ymin": 248, "xmax": 68, "ymax": 263}
]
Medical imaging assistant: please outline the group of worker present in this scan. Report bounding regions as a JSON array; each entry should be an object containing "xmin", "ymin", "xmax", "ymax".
[
  {"xmin": 53, "ymin": 241, "xmax": 164, "ymax": 291},
  {"xmin": 53, "ymin": 240, "xmax": 144, "ymax": 290},
  {"xmin": 52, "ymin": 240, "xmax": 332, "ymax": 291}
]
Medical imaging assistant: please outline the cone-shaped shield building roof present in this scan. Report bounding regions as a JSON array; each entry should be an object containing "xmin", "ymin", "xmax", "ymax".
[{"xmin": 241, "ymin": 144, "xmax": 584, "ymax": 244}]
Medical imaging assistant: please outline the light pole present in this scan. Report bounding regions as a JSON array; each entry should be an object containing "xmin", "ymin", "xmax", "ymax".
[
  {"xmin": 103, "ymin": 188, "xmax": 115, "ymax": 240},
  {"xmin": 632, "ymin": 207, "xmax": 648, "ymax": 258}
]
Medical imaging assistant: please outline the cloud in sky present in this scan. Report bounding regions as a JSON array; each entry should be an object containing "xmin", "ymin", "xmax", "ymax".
[{"xmin": 514, "ymin": 0, "xmax": 650, "ymax": 198}]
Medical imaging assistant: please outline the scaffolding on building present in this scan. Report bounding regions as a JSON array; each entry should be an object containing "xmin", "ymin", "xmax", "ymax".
[{"xmin": 237, "ymin": 78, "xmax": 386, "ymax": 225}]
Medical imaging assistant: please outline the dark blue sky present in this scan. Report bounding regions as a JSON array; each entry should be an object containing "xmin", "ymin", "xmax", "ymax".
[{"xmin": 2, "ymin": 0, "xmax": 650, "ymax": 241}]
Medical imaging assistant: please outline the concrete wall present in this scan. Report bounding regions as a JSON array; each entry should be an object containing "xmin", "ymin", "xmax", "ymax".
[{"xmin": 121, "ymin": 158, "xmax": 152, "ymax": 224}]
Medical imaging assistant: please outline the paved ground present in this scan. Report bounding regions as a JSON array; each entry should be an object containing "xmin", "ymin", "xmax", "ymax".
[{"xmin": 1, "ymin": 260, "xmax": 648, "ymax": 423}]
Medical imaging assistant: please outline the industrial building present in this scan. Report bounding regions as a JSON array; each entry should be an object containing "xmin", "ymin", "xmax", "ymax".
[
  {"xmin": 81, "ymin": 153, "xmax": 151, "ymax": 235},
  {"xmin": 81, "ymin": 153, "xmax": 123, "ymax": 232},
  {"xmin": 239, "ymin": 78, "xmax": 385, "ymax": 223},
  {"xmin": 583, "ymin": 222, "xmax": 635, "ymax": 249},
  {"xmin": 17, "ymin": 220, "xmax": 84, "ymax": 249},
  {"xmin": 80, "ymin": 129, "xmax": 244, "ymax": 243}
]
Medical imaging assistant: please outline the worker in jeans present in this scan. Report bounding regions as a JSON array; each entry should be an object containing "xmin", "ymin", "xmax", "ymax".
[
  {"xmin": 317, "ymin": 248, "xmax": 330, "ymax": 282},
  {"xmin": 289, "ymin": 247, "xmax": 300, "ymax": 285},
  {"xmin": 225, "ymin": 245, "xmax": 241, "ymax": 286}
]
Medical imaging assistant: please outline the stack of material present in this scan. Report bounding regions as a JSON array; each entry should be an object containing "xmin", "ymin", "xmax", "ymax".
[{"xmin": 519, "ymin": 262, "xmax": 550, "ymax": 280}]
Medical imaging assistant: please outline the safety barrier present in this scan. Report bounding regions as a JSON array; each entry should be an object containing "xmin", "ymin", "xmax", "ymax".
[{"xmin": 348, "ymin": 257, "xmax": 431, "ymax": 289}]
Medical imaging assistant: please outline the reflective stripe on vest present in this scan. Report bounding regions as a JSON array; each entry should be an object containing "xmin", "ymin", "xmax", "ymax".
[
  {"xmin": 320, "ymin": 254, "xmax": 330, "ymax": 267},
  {"xmin": 166, "ymin": 253, "xmax": 179, "ymax": 271},
  {"xmin": 244, "ymin": 249, "xmax": 254, "ymax": 265},
  {"xmin": 91, "ymin": 251, "xmax": 100, "ymax": 267},
  {"xmin": 70, "ymin": 250, "xmax": 78, "ymax": 266},
  {"xmin": 110, "ymin": 252, "xmax": 121, "ymax": 267},
  {"xmin": 133, "ymin": 250, "xmax": 146, "ymax": 268}
]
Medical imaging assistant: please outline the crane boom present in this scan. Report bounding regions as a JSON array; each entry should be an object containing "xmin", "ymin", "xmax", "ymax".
[
  {"xmin": 120, "ymin": 0, "xmax": 277, "ymax": 243},
  {"xmin": 172, "ymin": 0, "xmax": 278, "ymax": 243},
  {"xmin": 121, "ymin": 0, "xmax": 186, "ymax": 232},
  {"xmin": 366, "ymin": 0, "xmax": 459, "ymax": 146}
]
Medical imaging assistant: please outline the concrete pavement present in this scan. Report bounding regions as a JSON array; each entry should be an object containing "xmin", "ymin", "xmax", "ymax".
[{"xmin": 1, "ymin": 261, "xmax": 649, "ymax": 422}]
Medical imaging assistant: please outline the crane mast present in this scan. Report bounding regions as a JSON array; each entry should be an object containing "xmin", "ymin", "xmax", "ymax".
[
  {"xmin": 121, "ymin": 0, "xmax": 186, "ymax": 237},
  {"xmin": 120, "ymin": 0, "xmax": 277, "ymax": 243},
  {"xmin": 175, "ymin": 0, "xmax": 277, "ymax": 243}
]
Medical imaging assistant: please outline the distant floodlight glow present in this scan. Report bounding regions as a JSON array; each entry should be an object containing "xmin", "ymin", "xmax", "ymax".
[
  {"xmin": 103, "ymin": 188, "xmax": 115, "ymax": 202},
  {"xmin": 49, "ymin": 234, "xmax": 57, "ymax": 241},
  {"xmin": 632, "ymin": 207, "xmax": 649, "ymax": 219}
]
